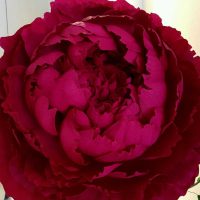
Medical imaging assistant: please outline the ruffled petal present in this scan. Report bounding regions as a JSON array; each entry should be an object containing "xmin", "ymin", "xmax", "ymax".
[
  {"xmin": 34, "ymin": 96, "xmax": 57, "ymax": 136},
  {"xmin": 0, "ymin": 111, "xmax": 44, "ymax": 200}
]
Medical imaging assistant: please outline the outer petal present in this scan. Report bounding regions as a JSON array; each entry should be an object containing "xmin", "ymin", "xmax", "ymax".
[
  {"xmin": 0, "ymin": 30, "xmax": 28, "ymax": 73},
  {"xmin": 142, "ymin": 123, "xmax": 181, "ymax": 159},
  {"xmin": 144, "ymin": 107, "xmax": 200, "ymax": 200},
  {"xmin": 66, "ymin": 185, "xmax": 110, "ymax": 200},
  {"xmin": 0, "ymin": 111, "xmax": 44, "ymax": 200}
]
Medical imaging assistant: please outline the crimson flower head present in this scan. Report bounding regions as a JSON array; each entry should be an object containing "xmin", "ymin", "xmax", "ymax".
[{"xmin": 0, "ymin": 0, "xmax": 200, "ymax": 199}]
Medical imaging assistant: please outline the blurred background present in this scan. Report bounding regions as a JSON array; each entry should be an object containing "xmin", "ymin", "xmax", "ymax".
[{"xmin": 0, "ymin": 0, "xmax": 200, "ymax": 199}]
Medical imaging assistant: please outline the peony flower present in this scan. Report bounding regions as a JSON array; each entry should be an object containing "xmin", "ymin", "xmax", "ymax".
[{"xmin": 0, "ymin": 0, "xmax": 200, "ymax": 199}]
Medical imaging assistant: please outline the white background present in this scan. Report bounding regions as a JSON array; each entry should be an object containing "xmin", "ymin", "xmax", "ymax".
[{"xmin": 0, "ymin": 0, "xmax": 200, "ymax": 199}]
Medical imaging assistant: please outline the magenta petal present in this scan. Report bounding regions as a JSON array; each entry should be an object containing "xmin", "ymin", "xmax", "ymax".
[
  {"xmin": 67, "ymin": 41, "xmax": 93, "ymax": 67},
  {"xmin": 93, "ymin": 163, "xmax": 121, "ymax": 179},
  {"xmin": 0, "ymin": 31, "xmax": 28, "ymax": 73},
  {"xmin": 109, "ymin": 171, "xmax": 147, "ymax": 179},
  {"xmin": 79, "ymin": 130, "xmax": 118, "ymax": 158},
  {"xmin": 2, "ymin": 66, "xmax": 36, "ymax": 132},
  {"xmin": 106, "ymin": 24, "xmax": 141, "ymax": 63},
  {"xmin": 142, "ymin": 124, "xmax": 181, "ymax": 159},
  {"xmin": 21, "ymin": 18, "xmax": 52, "ymax": 57},
  {"xmin": 26, "ymin": 50, "xmax": 63, "ymax": 75},
  {"xmin": 60, "ymin": 109, "xmax": 87, "ymax": 165},
  {"xmin": 87, "ymin": 104, "xmax": 114, "ymax": 128},
  {"xmin": 51, "ymin": 0, "xmax": 113, "ymax": 24},
  {"xmin": 0, "ymin": 112, "xmax": 44, "ymax": 200},
  {"xmin": 81, "ymin": 22, "xmax": 116, "ymax": 51},
  {"xmin": 66, "ymin": 185, "xmax": 110, "ymax": 200},
  {"xmin": 42, "ymin": 24, "xmax": 86, "ymax": 46},
  {"xmin": 34, "ymin": 96, "xmax": 57, "ymax": 136},
  {"xmin": 49, "ymin": 69, "xmax": 91, "ymax": 111},
  {"xmin": 97, "ymin": 118, "xmax": 160, "ymax": 162},
  {"xmin": 140, "ymin": 30, "xmax": 167, "ymax": 114}
]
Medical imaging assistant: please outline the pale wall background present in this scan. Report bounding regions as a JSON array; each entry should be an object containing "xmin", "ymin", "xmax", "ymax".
[{"xmin": 0, "ymin": 0, "xmax": 200, "ymax": 199}]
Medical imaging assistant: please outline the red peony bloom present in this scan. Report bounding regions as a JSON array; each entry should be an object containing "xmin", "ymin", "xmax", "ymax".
[{"xmin": 0, "ymin": 0, "xmax": 200, "ymax": 199}]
